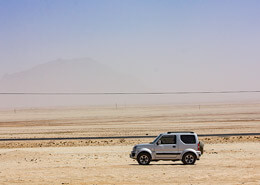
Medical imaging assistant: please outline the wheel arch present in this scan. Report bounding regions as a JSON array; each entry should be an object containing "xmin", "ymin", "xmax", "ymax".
[
  {"xmin": 181, "ymin": 149, "xmax": 198, "ymax": 159},
  {"xmin": 137, "ymin": 148, "xmax": 152, "ymax": 158}
]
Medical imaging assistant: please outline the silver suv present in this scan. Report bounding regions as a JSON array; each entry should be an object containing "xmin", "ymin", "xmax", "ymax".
[{"xmin": 130, "ymin": 132, "xmax": 203, "ymax": 165}]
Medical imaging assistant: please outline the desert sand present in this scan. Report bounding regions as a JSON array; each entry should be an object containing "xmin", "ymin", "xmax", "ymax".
[{"xmin": 0, "ymin": 103, "xmax": 260, "ymax": 184}]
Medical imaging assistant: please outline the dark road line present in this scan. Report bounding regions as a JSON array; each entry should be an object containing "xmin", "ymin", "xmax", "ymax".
[
  {"xmin": 1, "ymin": 90, "xmax": 260, "ymax": 95},
  {"xmin": 198, "ymin": 133, "xmax": 260, "ymax": 137},
  {"xmin": 0, "ymin": 133, "xmax": 259, "ymax": 142}
]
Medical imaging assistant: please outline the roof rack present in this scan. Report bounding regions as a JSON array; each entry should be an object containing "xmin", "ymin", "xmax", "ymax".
[{"xmin": 167, "ymin": 131, "xmax": 194, "ymax": 134}]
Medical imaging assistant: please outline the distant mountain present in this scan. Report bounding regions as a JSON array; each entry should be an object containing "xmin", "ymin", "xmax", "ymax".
[{"xmin": 0, "ymin": 58, "xmax": 145, "ymax": 92}]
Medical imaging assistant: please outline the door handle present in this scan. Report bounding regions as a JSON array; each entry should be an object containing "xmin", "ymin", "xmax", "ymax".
[{"xmin": 172, "ymin": 146, "xmax": 176, "ymax": 148}]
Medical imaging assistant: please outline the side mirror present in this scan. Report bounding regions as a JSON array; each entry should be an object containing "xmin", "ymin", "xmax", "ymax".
[{"xmin": 157, "ymin": 140, "xmax": 161, "ymax": 145}]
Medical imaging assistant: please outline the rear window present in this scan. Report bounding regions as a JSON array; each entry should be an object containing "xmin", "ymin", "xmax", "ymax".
[{"xmin": 180, "ymin": 135, "xmax": 196, "ymax": 144}]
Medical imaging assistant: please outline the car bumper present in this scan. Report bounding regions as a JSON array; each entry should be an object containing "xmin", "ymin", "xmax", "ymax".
[
  {"xmin": 196, "ymin": 151, "xmax": 201, "ymax": 160},
  {"xmin": 129, "ymin": 151, "xmax": 136, "ymax": 159}
]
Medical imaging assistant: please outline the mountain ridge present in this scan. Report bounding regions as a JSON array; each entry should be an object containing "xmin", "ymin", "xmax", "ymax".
[{"xmin": 0, "ymin": 58, "xmax": 145, "ymax": 92}]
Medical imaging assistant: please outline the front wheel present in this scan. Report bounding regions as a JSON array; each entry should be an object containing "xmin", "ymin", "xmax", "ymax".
[
  {"xmin": 182, "ymin": 152, "xmax": 196, "ymax": 165},
  {"xmin": 137, "ymin": 152, "xmax": 151, "ymax": 165}
]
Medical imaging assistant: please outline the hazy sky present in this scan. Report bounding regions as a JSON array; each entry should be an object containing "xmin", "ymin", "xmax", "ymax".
[{"xmin": 1, "ymin": 0, "xmax": 260, "ymax": 92}]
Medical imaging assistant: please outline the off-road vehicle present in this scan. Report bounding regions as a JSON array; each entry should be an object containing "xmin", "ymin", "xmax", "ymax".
[{"xmin": 130, "ymin": 131, "xmax": 204, "ymax": 165}]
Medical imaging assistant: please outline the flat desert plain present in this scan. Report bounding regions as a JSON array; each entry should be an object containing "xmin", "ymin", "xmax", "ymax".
[{"xmin": 0, "ymin": 103, "xmax": 260, "ymax": 184}]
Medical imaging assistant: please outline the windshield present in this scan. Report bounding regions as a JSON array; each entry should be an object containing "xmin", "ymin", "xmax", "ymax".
[{"xmin": 150, "ymin": 134, "xmax": 163, "ymax": 144}]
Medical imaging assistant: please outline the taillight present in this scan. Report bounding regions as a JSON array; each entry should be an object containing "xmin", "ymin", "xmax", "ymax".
[{"xmin": 198, "ymin": 142, "xmax": 200, "ymax": 151}]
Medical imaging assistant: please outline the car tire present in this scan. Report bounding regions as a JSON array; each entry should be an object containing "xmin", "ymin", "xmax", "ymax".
[
  {"xmin": 182, "ymin": 152, "xmax": 197, "ymax": 165},
  {"xmin": 137, "ymin": 152, "xmax": 151, "ymax": 165}
]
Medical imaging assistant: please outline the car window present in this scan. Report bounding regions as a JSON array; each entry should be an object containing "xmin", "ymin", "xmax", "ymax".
[
  {"xmin": 159, "ymin": 135, "xmax": 176, "ymax": 144},
  {"xmin": 151, "ymin": 134, "xmax": 163, "ymax": 144},
  {"xmin": 180, "ymin": 135, "xmax": 196, "ymax": 144}
]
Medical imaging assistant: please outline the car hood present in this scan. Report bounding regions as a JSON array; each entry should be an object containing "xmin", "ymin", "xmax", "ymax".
[{"xmin": 135, "ymin": 143, "xmax": 153, "ymax": 148}]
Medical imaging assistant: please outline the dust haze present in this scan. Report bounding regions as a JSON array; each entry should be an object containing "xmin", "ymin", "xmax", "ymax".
[{"xmin": 0, "ymin": 58, "xmax": 259, "ymax": 108}]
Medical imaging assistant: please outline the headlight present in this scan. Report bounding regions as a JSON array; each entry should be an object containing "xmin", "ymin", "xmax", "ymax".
[{"xmin": 133, "ymin": 146, "xmax": 137, "ymax": 151}]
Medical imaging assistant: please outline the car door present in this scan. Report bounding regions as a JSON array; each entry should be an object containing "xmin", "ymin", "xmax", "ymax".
[{"xmin": 154, "ymin": 134, "xmax": 179, "ymax": 159}]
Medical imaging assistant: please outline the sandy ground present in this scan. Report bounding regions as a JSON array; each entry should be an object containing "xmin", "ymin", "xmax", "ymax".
[
  {"xmin": 0, "ymin": 103, "xmax": 259, "ymax": 184},
  {"xmin": 0, "ymin": 103, "xmax": 260, "ymax": 139},
  {"xmin": 0, "ymin": 141, "xmax": 259, "ymax": 185},
  {"xmin": 0, "ymin": 136, "xmax": 259, "ymax": 149}
]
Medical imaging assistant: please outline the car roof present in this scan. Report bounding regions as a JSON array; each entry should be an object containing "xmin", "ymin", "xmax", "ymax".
[{"xmin": 165, "ymin": 131, "xmax": 195, "ymax": 134}]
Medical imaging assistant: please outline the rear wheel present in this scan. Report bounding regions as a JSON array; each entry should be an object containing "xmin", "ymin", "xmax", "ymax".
[
  {"xmin": 182, "ymin": 152, "xmax": 196, "ymax": 165},
  {"xmin": 137, "ymin": 152, "xmax": 151, "ymax": 165}
]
